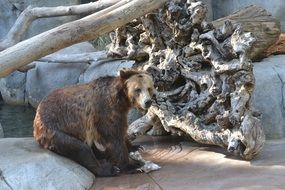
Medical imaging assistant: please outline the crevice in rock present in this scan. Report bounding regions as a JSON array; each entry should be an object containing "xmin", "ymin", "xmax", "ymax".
[
  {"xmin": 0, "ymin": 169, "xmax": 14, "ymax": 190},
  {"xmin": 88, "ymin": 177, "xmax": 96, "ymax": 190},
  {"xmin": 272, "ymin": 66, "xmax": 285, "ymax": 116},
  {"xmin": 146, "ymin": 173, "xmax": 163, "ymax": 190},
  {"xmin": 77, "ymin": 63, "xmax": 90, "ymax": 84},
  {"xmin": 23, "ymin": 71, "xmax": 28, "ymax": 105}
]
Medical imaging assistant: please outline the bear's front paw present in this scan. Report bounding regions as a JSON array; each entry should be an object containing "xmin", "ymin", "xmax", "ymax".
[
  {"xmin": 96, "ymin": 160, "xmax": 120, "ymax": 177},
  {"xmin": 129, "ymin": 144, "xmax": 145, "ymax": 153},
  {"xmin": 121, "ymin": 160, "xmax": 144, "ymax": 174}
]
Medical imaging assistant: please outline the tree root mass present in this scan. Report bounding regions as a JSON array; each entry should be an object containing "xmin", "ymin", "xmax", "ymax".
[{"xmin": 108, "ymin": 0, "xmax": 265, "ymax": 160}]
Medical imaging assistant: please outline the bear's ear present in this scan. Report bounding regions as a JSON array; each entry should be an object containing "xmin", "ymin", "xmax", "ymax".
[{"xmin": 119, "ymin": 68, "xmax": 141, "ymax": 79}]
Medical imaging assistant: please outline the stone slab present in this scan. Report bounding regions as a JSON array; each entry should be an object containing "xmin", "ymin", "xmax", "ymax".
[{"xmin": 0, "ymin": 138, "xmax": 94, "ymax": 190}]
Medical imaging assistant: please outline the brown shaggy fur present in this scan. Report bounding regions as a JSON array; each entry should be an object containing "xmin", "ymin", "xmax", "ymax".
[{"xmin": 33, "ymin": 69, "xmax": 154, "ymax": 177}]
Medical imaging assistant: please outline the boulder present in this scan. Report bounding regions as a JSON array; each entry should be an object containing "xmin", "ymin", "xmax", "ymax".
[
  {"xmin": 201, "ymin": 0, "xmax": 213, "ymax": 21},
  {"xmin": 0, "ymin": 71, "xmax": 26, "ymax": 105},
  {"xmin": 53, "ymin": 42, "xmax": 96, "ymax": 55},
  {"xmin": 252, "ymin": 55, "xmax": 285, "ymax": 139},
  {"xmin": 0, "ymin": 0, "xmax": 80, "ymax": 40},
  {"xmin": 8, "ymin": 0, "xmax": 80, "ymax": 38},
  {"xmin": 26, "ymin": 61, "xmax": 88, "ymax": 108},
  {"xmin": 0, "ymin": 0, "xmax": 18, "ymax": 39},
  {"xmin": 0, "ymin": 138, "xmax": 94, "ymax": 190},
  {"xmin": 0, "ymin": 123, "xmax": 3, "ymax": 138},
  {"xmin": 79, "ymin": 59, "xmax": 135, "ymax": 83},
  {"xmin": 25, "ymin": 42, "xmax": 95, "ymax": 107}
]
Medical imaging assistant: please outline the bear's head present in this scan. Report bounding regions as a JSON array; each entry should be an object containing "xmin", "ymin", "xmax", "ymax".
[{"xmin": 120, "ymin": 69, "xmax": 155, "ymax": 111}]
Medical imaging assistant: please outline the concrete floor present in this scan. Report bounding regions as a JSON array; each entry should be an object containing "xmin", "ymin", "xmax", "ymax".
[{"xmin": 93, "ymin": 136, "xmax": 285, "ymax": 190}]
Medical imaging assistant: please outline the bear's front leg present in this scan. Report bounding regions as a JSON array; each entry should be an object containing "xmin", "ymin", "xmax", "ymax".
[
  {"xmin": 37, "ymin": 129, "xmax": 119, "ymax": 177},
  {"xmin": 108, "ymin": 138, "xmax": 143, "ymax": 174},
  {"xmin": 126, "ymin": 138, "xmax": 145, "ymax": 153}
]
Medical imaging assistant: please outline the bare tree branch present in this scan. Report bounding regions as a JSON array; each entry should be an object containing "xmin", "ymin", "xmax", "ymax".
[
  {"xmin": 0, "ymin": 0, "xmax": 121, "ymax": 51},
  {"xmin": 0, "ymin": 0, "xmax": 168, "ymax": 78}
]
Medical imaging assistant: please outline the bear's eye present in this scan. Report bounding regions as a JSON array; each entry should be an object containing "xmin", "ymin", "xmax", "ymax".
[
  {"xmin": 135, "ymin": 88, "xmax": 141, "ymax": 95},
  {"xmin": 148, "ymin": 88, "xmax": 153, "ymax": 94}
]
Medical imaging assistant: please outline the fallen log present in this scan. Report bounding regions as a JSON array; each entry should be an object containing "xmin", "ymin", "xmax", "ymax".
[
  {"xmin": 265, "ymin": 34, "xmax": 285, "ymax": 56},
  {"xmin": 212, "ymin": 5, "xmax": 281, "ymax": 61},
  {"xmin": 0, "ymin": 0, "xmax": 168, "ymax": 78},
  {"xmin": 0, "ymin": 0, "xmax": 121, "ymax": 51}
]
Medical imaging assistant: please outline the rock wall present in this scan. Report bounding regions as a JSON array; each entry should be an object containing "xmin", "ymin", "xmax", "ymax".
[
  {"xmin": 0, "ymin": 0, "xmax": 80, "ymax": 39},
  {"xmin": 0, "ymin": 42, "xmax": 135, "ymax": 107},
  {"xmin": 0, "ymin": 123, "xmax": 3, "ymax": 138},
  {"xmin": 252, "ymin": 55, "xmax": 285, "ymax": 139}
]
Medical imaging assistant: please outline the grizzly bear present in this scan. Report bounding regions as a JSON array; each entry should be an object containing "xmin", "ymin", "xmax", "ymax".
[{"xmin": 33, "ymin": 69, "xmax": 155, "ymax": 177}]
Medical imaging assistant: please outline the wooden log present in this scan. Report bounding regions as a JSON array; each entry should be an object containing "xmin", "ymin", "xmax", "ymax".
[
  {"xmin": 266, "ymin": 34, "xmax": 285, "ymax": 56},
  {"xmin": 212, "ymin": 5, "xmax": 281, "ymax": 61},
  {"xmin": 0, "ymin": 0, "xmax": 168, "ymax": 78},
  {"xmin": 0, "ymin": 0, "xmax": 121, "ymax": 51}
]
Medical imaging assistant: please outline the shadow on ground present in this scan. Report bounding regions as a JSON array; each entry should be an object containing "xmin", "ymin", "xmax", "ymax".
[{"xmin": 93, "ymin": 136, "xmax": 285, "ymax": 190}]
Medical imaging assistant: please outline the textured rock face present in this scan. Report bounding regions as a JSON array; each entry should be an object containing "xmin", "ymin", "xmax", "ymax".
[
  {"xmin": 78, "ymin": 59, "xmax": 134, "ymax": 83},
  {"xmin": 252, "ymin": 55, "xmax": 285, "ymax": 139},
  {"xmin": 0, "ymin": 42, "xmax": 95, "ymax": 107},
  {"xmin": 0, "ymin": 0, "xmax": 18, "ymax": 39},
  {"xmin": 212, "ymin": 0, "xmax": 285, "ymax": 32},
  {"xmin": 0, "ymin": 123, "xmax": 3, "ymax": 138},
  {"xmin": 26, "ymin": 61, "xmax": 88, "ymax": 107},
  {"xmin": 0, "ymin": 71, "xmax": 26, "ymax": 105},
  {"xmin": 0, "ymin": 138, "xmax": 94, "ymax": 190},
  {"xmin": 0, "ymin": 0, "xmax": 80, "ymax": 39}
]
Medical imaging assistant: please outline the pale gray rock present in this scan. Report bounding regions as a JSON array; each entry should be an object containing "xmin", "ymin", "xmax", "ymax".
[
  {"xmin": 53, "ymin": 42, "xmax": 96, "ymax": 55},
  {"xmin": 0, "ymin": 0, "xmax": 18, "ymax": 39},
  {"xmin": 0, "ymin": 71, "xmax": 26, "ymax": 105},
  {"xmin": 25, "ymin": 42, "xmax": 95, "ymax": 107},
  {"xmin": 8, "ymin": 0, "xmax": 80, "ymax": 38},
  {"xmin": 25, "ymin": 61, "xmax": 88, "ymax": 108},
  {"xmin": 128, "ymin": 109, "xmax": 143, "ymax": 125},
  {"xmin": 0, "ymin": 123, "xmax": 3, "ymax": 138},
  {"xmin": 0, "ymin": 0, "xmax": 80, "ymax": 40},
  {"xmin": 253, "ymin": 55, "xmax": 285, "ymax": 139},
  {"xmin": 201, "ymin": 0, "xmax": 213, "ymax": 21},
  {"xmin": 0, "ymin": 138, "xmax": 94, "ymax": 190},
  {"xmin": 79, "ymin": 59, "xmax": 135, "ymax": 83}
]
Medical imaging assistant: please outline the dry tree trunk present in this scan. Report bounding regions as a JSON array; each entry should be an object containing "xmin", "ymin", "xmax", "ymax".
[
  {"xmin": 0, "ymin": 0, "xmax": 168, "ymax": 78},
  {"xmin": 212, "ymin": 5, "xmax": 281, "ymax": 61},
  {"xmin": 266, "ymin": 34, "xmax": 285, "ymax": 56},
  {"xmin": 0, "ymin": 0, "xmax": 121, "ymax": 51},
  {"xmin": 109, "ymin": 0, "xmax": 266, "ymax": 160}
]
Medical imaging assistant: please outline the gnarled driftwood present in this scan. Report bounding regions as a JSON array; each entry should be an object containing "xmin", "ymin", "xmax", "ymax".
[{"xmin": 109, "ymin": 0, "xmax": 265, "ymax": 160}]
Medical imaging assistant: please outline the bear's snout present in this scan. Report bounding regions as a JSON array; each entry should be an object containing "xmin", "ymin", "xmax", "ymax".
[{"xmin": 144, "ymin": 99, "xmax": 152, "ymax": 109}]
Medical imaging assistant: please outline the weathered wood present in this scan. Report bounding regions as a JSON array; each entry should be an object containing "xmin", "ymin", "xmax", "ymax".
[
  {"xmin": 212, "ymin": 5, "xmax": 281, "ymax": 61},
  {"xmin": 266, "ymin": 34, "xmax": 285, "ymax": 56},
  {"xmin": 0, "ymin": 0, "xmax": 121, "ymax": 51},
  {"xmin": 0, "ymin": 0, "xmax": 168, "ymax": 78},
  {"xmin": 108, "ymin": 0, "xmax": 266, "ymax": 160}
]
